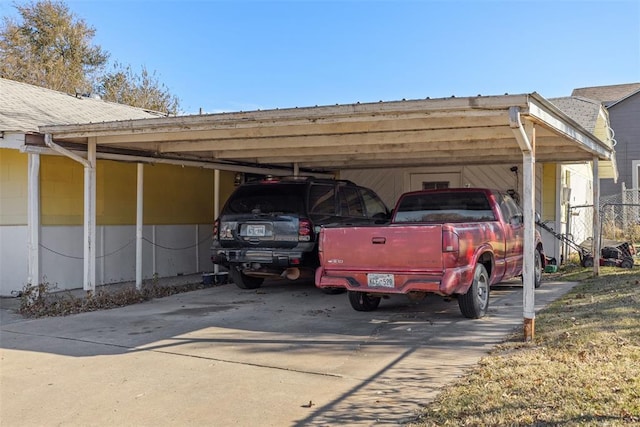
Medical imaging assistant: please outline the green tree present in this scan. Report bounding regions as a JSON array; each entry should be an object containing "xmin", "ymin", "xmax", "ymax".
[
  {"xmin": 98, "ymin": 63, "xmax": 180, "ymax": 115},
  {"xmin": 0, "ymin": 0, "xmax": 108, "ymax": 94}
]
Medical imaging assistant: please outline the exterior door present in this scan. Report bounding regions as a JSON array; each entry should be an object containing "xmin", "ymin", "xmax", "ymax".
[{"xmin": 410, "ymin": 173, "xmax": 461, "ymax": 192}]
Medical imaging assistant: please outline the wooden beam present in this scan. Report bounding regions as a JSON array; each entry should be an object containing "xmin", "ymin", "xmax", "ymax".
[{"xmin": 154, "ymin": 126, "xmax": 515, "ymax": 153}]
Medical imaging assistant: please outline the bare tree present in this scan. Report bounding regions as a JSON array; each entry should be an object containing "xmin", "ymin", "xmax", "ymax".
[
  {"xmin": 1, "ymin": 0, "xmax": 181, "ymax": 114},
  {"xmin": 98, "ymin": 63, "xmax": 180, "ymax": 115},
  {"xmin": 0, "ymin": 0, "xmax": 108, "ymax": 93}
]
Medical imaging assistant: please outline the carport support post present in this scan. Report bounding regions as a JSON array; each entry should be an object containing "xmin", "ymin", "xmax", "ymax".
[
  {"xmin": 27, "ymin": 153, "xmax": 40, "ymax": 287},
  {"xmin": 136, "ymin": 163, "xmax": 144, "ymax": 289},
  {"xmin": 509, "ymin": 107, "xmax": 536, "ymax": 341},
  {"xmin": 214, "ymin": 169, "xmax": 220, "ymax": 275},
  {"xmin": 593, "ymin": 156, "xmax": 600, "ymax": 276},
  {"xmin": 83, "ymin": 138, "xmax": 97, "ymax": 293},
  {"xmin": 522, "ymin": 150, "xmax": 536, "ymax": 341}
]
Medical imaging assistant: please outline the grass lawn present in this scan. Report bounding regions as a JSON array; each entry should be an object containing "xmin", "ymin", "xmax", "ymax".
[{"xmin": 412, "ymin": 266, "xmax": 640, "ymax": 426}]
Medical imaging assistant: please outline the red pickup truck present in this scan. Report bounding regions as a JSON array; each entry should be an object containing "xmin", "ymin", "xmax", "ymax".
[{"xmin": 315, "ymin": 188, "xmax": 545, "ymax": 318}]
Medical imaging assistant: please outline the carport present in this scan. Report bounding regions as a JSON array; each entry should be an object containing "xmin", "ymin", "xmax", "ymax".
[{"xmin": 34, "ymin": 92, "xmax": 616, "ymax": 340}]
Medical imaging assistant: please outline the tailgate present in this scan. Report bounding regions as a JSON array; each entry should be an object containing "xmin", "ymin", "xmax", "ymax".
[
  {"xmin": 319, "ymin": 224, "xmax": 443, "ymax": 271},
  {"xmin": 219, "ymin": 214, "xmax": 300, "ymax": 249}
]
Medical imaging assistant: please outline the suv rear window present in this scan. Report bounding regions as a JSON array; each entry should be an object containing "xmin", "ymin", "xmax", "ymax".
[{"xmin": 223, "ymin": 184, "xmax": 306, "ymax": 214}]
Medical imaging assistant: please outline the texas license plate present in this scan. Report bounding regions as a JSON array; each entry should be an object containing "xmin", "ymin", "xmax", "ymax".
[
  {"xmin": 245, "ymin": 224, "xmax": 266, "ymax": 236},
  {"xmin": 367, "ymin": 273, "xmax": 394, "ymax": 288}
]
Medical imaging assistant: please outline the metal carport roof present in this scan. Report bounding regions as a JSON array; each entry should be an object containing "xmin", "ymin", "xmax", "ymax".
[
  {"xmin": 36, "ymin": 92, "xmax": 616, "ymax": 176},
  {"xmin": 32, "ymin": 92, "xmax": 616, "ymax": 341}
]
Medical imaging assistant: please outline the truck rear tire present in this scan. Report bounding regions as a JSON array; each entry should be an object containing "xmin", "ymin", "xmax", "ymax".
[
  {"xmin": 458, "ymin": 263, "xmax": 490, "ymax": 319},
  {"xmin": 348, "ymin": 291, "xmax": 381, "ymax": 311},
  {"xmin": 230, "ymin": 268, "xmax": 264, "ymax": 289}
]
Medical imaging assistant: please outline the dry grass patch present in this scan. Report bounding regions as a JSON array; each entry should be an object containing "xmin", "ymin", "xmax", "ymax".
[
  {"xmin": 413, "ymin": 267, "xmax": 640, "ymax": 426},
  {"xmin": 18, "ymin": 281, "xmax": 206, "ymax": 318}
]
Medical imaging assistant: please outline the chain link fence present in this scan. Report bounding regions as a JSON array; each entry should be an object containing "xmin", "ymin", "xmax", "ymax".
[{"xmin": 568, "ymin": 190, "xmax": 640, "ymax": 256}]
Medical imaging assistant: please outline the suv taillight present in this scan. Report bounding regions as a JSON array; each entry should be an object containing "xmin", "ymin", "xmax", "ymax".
[
  {"xmin": 298, "ymin": 219, "xmax": 312, "ymax": 241},
  {"xmin": 213, "ymin": 219, "xmax": 219, "ymax": 240}
]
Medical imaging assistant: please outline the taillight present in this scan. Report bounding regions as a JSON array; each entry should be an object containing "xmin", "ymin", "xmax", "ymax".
[
  {"xmin": 442, "ymin": 228, "xmax": 459, "ymax": 253},
  {"xmin": 298, "ymin": 219, "xmax": 312, "ymax": 241},
  {"xmin": 213, "ymin": 219, "xmax": 219, "ymax": 240}
]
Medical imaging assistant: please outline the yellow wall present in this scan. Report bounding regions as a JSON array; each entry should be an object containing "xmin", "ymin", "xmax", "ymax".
[
  {"xmin": 41, "ymin": 156, "xmax": 84, "ymax": 225},
  {"xmin": 39, "ymin": 155, "xmax": 232, "ymax": 226},
  {"xmin": 0, "ymin": 148, "xmax": 28, "ymax": 225},
  {"xmin": 144, "ymin": 163, "xmax": 215, "ymax": 224},
  {"xmin": 542, "ymin": 163, "xmax": 557, "ymax": 222}
]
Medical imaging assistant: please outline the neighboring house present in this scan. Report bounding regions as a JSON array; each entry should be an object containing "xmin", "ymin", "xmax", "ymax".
[
  {"xmin": 572, "ymin": 83, "xmax": 640, "ymax": 197},
  {"xmin": 0, "ymin": 78, "xmax": 234, "ymax": 296}
]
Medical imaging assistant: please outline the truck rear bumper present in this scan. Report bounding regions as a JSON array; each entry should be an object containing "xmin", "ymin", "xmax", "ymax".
[{"xmin": 315, "ymin": 266, "xmax": 473, "ymax": 295}]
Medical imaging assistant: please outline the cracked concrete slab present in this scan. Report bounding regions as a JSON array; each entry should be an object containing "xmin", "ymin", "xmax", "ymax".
[{"xmin": 1, "ymin": 278, "xmax": 576, "ymax": 426}]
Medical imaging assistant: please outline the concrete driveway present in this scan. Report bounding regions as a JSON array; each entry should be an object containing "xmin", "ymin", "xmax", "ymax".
[{"xmin": 0, "ymin": 278, "xmax": 576, "ymax": 426}]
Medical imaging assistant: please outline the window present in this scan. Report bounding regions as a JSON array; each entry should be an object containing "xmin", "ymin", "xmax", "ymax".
[
  {"xmin": 498, "ymin": 192, "xmax": 522, "ymax": 224},
  {"xmin": 309, "ymin": 184, "xmax": 336, "ymax": 215},
  {"xmin": 338, "ymin": 186, "xmax": 365, "ymax": 217},
  {"xmin": 361, "ymin": 189, "xmax": 388, "ymax": 218},
  {"xmin": 422, "ymin": 181, "xmax": 449, "ymax": 190},
  {"xmin": 224, "ymin": 184, "xmax": 305, "ymax": 214},
  {"xmin": 394, "ymin": 191, "xmax": 496, "ymax": 223}
]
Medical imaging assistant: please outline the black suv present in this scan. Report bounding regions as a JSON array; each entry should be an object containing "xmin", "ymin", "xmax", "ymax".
[{"xmin": 211, "ymin": 176, "xmax": 390, "ymax": 289}]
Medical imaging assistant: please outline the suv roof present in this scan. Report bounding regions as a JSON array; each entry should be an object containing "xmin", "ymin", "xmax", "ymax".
[{"xmin": 246, "ymin": 175, "xmax": 357, "ymax": 186}]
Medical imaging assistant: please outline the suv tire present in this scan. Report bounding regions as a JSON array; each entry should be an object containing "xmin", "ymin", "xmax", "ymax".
[{"xmin": 230, "ymin": 268, "xmax": 264, "ymax": 289}]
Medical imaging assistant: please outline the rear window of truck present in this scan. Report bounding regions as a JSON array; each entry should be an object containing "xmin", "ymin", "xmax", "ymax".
[{"xmin": 394, "ymin": 191, "xmax": 497, "ymax": 223}]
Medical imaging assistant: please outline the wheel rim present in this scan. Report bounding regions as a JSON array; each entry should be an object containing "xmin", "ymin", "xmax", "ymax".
[
  {"xmin": 477, "ymin": 270, "xmax": 489, "ymax": 310},
  {"xmin": 535, "ymin": 252, "xmax": 542, "ymax": 283}
]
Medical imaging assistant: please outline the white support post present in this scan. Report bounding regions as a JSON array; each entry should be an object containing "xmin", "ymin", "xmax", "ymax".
[
  {"xmin": 214, "ymin": 169, "xmax": 220, "ymax": 274},
  {"xmin": 509, "ymin": 107, "xmax": 536, "ymax": 341},
  {"xmin": 152, "ymin": 225, "xmax": 157, "ymax": 275},
  {"xmin": 84, "ymin": 138, "xmax": 97, "ymax": 292},
  {"xmin": 593, "ymin": 156, "xmax": 600, "ymax": 276},
  {"xmin": 27, "ymin": 153, "xmax": 40, "ymax": 286},
  {"xmin": 100, "ymin": 226, "xmax": 105, "ymax": 285},
  {"xmin": 522, "ymin": 150, "xmax": 536, "ymax": 336},
  {"xmin": 136, "ymin": 163, "xmax": 144, "ymax": 289},
  {"xmin": 293, "ymin": 163, "xmax": 299, "ymax": 177},
  {"xmin": 196, "ymin": 224, "xmax": 200, "ymax": 273}
]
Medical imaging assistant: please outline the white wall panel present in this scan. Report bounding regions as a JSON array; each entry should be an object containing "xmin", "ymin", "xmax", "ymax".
[
  {"xmin": 2, "ymin": 224, "xmax": 215, "ymax": 295},
  {"xmin": 0, "ymin": 225, "xmax": 29, "ymax": 296}
]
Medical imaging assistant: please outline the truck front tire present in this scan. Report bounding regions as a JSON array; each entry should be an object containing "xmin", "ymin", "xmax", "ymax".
[
  {"xmin": 458, "ymin": 263, "xmax": 490, "ymax": 319},
  {"xmin": 348, "ymin": 291, "xmax": 381, "ymax": 311}
]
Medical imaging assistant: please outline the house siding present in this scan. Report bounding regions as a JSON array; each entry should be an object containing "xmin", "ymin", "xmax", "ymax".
[
  {"xmin": 600, "ymin": 93, "xmax": 640, "ymax": 196},
  {"xmin": 0, "ymin": 149, "xmax": 235, "ymax": 295},
  {"xmin": 0, "ymin": 148, "xmax": 28, "ymax": 225}
]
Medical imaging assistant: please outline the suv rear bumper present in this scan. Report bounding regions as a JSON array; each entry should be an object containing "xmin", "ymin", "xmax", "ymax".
[{"xmin": 212, "ymin": 248, "xmax": 314, "ymax": 270}]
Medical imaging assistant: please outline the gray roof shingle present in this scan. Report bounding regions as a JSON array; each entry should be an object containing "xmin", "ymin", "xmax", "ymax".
[
  {"xmin": 571, "ymin": 83, "xmax": 640, "ymax": 106},
  {"xmin": 549, "ymin": 96, "xmax": 603, "ymax": 133},
  {"xmin": 0, "ymin": 77, "xmax": 165, "ymax": 133}
]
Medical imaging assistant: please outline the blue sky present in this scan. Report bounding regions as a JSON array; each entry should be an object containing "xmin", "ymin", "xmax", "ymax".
[{"xmin": 2, "ymin": 0, "xmax": 639, "ymax": 114}]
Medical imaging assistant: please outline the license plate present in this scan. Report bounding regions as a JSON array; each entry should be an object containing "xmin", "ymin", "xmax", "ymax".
[
  {"xmin": 245, "ymin": 224, "xmax": 266, "ymax": 236},
  {"xmin": 367, "ymin": 273, "xmax": 395, "ymax": 288}
]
